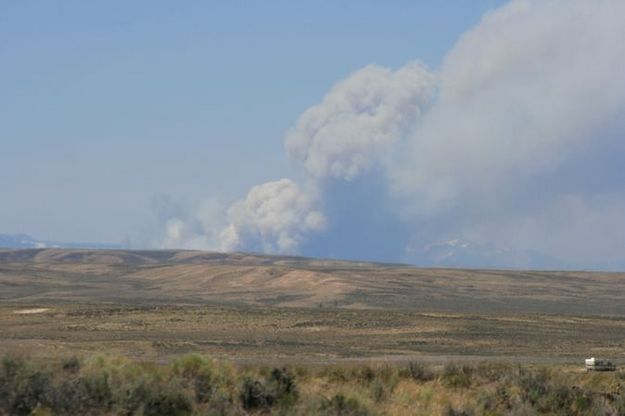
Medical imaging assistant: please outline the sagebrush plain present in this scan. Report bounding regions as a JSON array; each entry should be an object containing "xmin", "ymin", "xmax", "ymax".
[{"xmin": 2, "ymin": 249, "xmax": 625, "ymax": 414}]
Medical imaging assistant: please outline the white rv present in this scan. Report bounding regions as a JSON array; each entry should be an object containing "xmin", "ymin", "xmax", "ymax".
[{"xmin": 585, "ymin": 357, "xmax": 616, "ymax": 371}]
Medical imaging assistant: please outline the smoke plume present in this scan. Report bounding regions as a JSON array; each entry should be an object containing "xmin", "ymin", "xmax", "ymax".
[
  {"xmin": 156, "ymin": 0, "xmax": 625, "ymax": 268},
  {"xmin": 285, "ymin": 62, "xmax": 436, "ymax": 181},
  {"xmin": 218, "ymin": 179, "xmax": 325, "ymax": 254}
]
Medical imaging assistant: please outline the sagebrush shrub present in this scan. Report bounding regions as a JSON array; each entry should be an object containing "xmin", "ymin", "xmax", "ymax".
[
  {"xmin": 240, "ymin": 377, "xmax": 271, "ymax": 410},
  {"xmin": 318, "ymin": 393, "xmax": 371, "ymax": 416},
  {"xmin": 407, "ymin": 362, "xmax": 435, "ymax": 382},
  {"xmin": 269, "ymin": 367, "xmax": 298, "ymax": 406},
  {"xmin": 442, "ymin": 364, "xmax": 473, "ymax": 388},
  {"xmin": 370, "ymin": 378, "xmax": 386, "ymax": 403},
  {"xmin": 239, "ymin": 367, "xmax": 299, "ymax": 411},
  {"xmin": 443, "ymin": 404, "xmax": 475, "ymax": 416}
]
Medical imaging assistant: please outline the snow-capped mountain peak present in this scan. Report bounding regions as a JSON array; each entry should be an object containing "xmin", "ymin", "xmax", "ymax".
[{"xmin": 415, "ymin": 238, "xmax": 561, "ymax": 269}]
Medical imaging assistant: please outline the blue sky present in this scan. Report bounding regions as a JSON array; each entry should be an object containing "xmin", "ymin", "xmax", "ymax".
[{"xmin": 1, "ymin": 1, "xmax": 505, "ymax": 243}]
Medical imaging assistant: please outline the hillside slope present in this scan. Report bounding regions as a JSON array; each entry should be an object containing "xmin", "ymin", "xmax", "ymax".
[{"xmin": 1, "ymin": 248, "xmax": 625, "ymax": 315}]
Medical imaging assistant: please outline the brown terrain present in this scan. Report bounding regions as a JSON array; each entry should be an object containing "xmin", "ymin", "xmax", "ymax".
[{"xmin": 1, "ymin": 248, "xmax": 625, "ymax": 364}]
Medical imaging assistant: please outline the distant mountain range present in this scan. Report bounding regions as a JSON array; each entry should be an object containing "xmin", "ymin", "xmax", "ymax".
[
  {"xmin": 412, "ymin": 238, "xmax": 567, "ymax": 270},
  {"xmin": 0, "ymin": 234, "xmax": 124, "ymax": 250}
]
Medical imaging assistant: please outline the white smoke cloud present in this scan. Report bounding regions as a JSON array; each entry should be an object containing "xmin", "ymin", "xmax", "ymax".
[
  {"xmin": 156, "ymin": 197, "xmax": 225, "ymax": 250},
  {"xmin": 218, "ymin": 179, "xmax": 326, "ymax": 254},
  {"xmin": 162, "ymin": 218, "xmax": 203, "ymax": 249},
  {"xmin": 285, "ymin": 62, "xmax": 436, "ymax": 181},
  {"xmin": 390, "ymin": 0, "xmax": 625, "ymax": 265},
  {"xmin": 208, "ymin": 62, "xmax": 436, "ymax": 254},
  {"xmin": 156, "ymin": 0, "xmax": 625, "ymax": 267},
  {"xmin": 393, "ymin": 0, "xmax": 625, "ymax": 213}
]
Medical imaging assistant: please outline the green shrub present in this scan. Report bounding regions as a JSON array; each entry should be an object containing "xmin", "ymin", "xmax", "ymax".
[
  {"xmin": 239, "ymin": 367, "xmax": 298, "ymax": 411},
  {"xmin": 173, "ymin": 354, "xmax": 213, "ymax": 380},
  {"xmin": 293, "ymin": 365, "xmax": 310, "ymax": 381},
  {"xmin": 571, "ymin": 389, "xmax": 593, "ymax": 413},
  {"xmin": 517, "ymin": 368, "xmax": 549, "ymax": 406},
  {"xmin": 318, "ymin": 393, "xmax": 371, "ymax": 416},
  {"xmin": 612, "ymin": 391, "xmax": 625, "ymax": 415},
  {"xmin": 201, "ymin": 391, "xmax": 244, "ymax": 416},
  {"xmin": 515, "ymin": 368, "xmax": 598, "ymax": 415},
  {"xmin": 79, "ymin": 373, "xmax": 113, "ymax": 410},
  {"xmin": 0, "ymin": 357, "xmax": 55, "ymax": 415},
  {"xmin": 369, "ymin": 378, "xmax": 386, "ymax": 402},
  {"xmin": 240, "ymin": 378, "xmax": 271, "ymax": 410},
  {"xmin": 374, "ymin": 365, "xmax": 397, "ymax": 383},
  {"xmin": 9, "ymin": 370, "xmax": 53, "ymax": 416},
  {"xmin": 352, "ymin": 366, "xmax": 376, "ymax": 385},
  {"xmin": 142, "ymin": 387, "xmax": 193, "ymax": 416},
  {"xmin": 1, "ymin": 355, "xmax": 26, "ymax": 381},
  {"xmin": 116, "ymin": 377, "xmax": 153, "ymax": 414},
  {"xmin": 506, "ymin": 401, "xmax": 538, "ymax": 416},
  {"xmin": 443, "ymin": 404, "xmax": 475, "ymax": 416},
  {"xmin": 61, "ymin": 356, "xmax": 81, "ymax": 374},
  {"xmin": 191, "ymin": 373, "xmax": 212, "ymax": 404},
  {"xmin": 477, "ymin": 384, "xmax": 512, "ymax": 414},
  {"xmin": 326, "ymin": 367, "xmax": 349, "ymax": 383},
  {"xmin": 407, "ymin": 362, "xmax": 435, "ymax": 383},
  {"xmin": 269, "ymin": 367, "xmax": 298, "ymax": 407},
  {"xmin": 441, "ymin": 364, "xmax": 473, "ymax": 388},
  {"xmin": 474, "ymin": 363, "xmax": 512, "ymax": 383},
  {"xmin": 172, "ymin": 354, "xmax": 215, "ymax": 403},
  {"xmin": 47, "ymin": 375, "xmax": 112, "ymax": 415}
]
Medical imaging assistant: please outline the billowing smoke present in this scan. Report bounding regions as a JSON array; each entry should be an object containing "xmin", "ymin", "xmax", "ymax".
[
  {"xmin": 206, "ymin": 62, "xmax": 436, "ymax": 254},
  {"xmin": 285, "ymin": 62, "xmax": 436, "ymax": 181},
  {"xmin": 218, "ymin": 179, "xmax": 325, "ymax": 254},
  {"xmin": 155, "ymin": 0, "xmax": 625, "ymax": 269},
  {"xmin": 394, "ymin": 0, "xmax": 625, "ymax": 209},
  {"xmin": 391, "ymin": 0, "xmax": 625, "ymax": 267},
  {"xmin": 152, "ymin": 194, "xmax": 225, "ymax": 250}
]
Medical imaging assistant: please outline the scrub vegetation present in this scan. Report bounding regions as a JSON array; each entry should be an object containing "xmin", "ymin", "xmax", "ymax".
[{"xmin": 2, "ymin": 354, "xmax": 625, "ymax": 415}]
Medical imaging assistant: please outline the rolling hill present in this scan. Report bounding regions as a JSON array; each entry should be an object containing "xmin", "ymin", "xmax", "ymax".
[{"xmin": 2, "ymin": 248, "xmax": 625, "ymax": 316}]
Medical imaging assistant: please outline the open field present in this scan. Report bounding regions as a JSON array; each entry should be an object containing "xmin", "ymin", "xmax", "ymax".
[
  {"xmin": 1, "ymin": 248, "xmax": 625, "ymax": 365},
  {"xmin": 2, "ymin": 302, "xmax": 625, "ymax": 365}
]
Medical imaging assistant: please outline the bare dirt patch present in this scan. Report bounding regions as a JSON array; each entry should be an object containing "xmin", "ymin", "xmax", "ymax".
[{"xmin": 13, "ymin": 308, "xmax": 50, "ymax": 314}]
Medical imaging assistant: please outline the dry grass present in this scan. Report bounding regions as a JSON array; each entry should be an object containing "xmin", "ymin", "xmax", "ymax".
[{"xmin": 1, "ymin": 302, "xmax": 625, "ymax": 365}]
